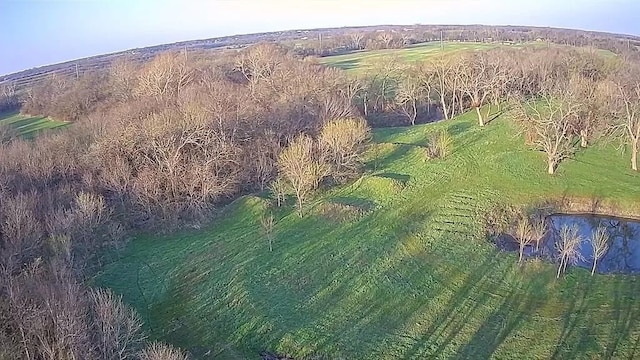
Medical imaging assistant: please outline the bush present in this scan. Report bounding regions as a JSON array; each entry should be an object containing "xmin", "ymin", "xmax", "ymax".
[
  {"xmin": 318, "ymin": 117, "xmax": 371, "ymax": 181},
  {"xmin": 425, "ymin": 130, "xmax": 452, "ymax": 160}
]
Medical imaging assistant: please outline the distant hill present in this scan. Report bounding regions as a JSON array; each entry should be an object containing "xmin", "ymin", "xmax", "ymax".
[{"xmin": 2, "ymin": 24, "xmax": 639, "ymax": 90}]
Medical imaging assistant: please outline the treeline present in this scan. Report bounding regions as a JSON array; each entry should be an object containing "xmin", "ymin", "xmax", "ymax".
[
  {"xmin": 0, "ymin": 44, "xmax": 370, "ymax": 359},
  {"xmin": 323, "ymin": 46, "xmax": 639, "ymax": 174},
  {"xmin": 291, "ymin": 25, "xmax": 640, "ymax": 59}
]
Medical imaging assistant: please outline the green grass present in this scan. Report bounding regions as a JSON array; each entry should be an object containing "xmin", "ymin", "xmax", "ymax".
[
  {"xmin": 319, "ymin": 42, "xmax": 508, "ymax": 72},
  {"xmin": 95, "ymin": 109, "xmax": 640, "ymax": 359},
  {"xmin": 0, "ymin": 111, "xmax": 68, "ymax": 139}
]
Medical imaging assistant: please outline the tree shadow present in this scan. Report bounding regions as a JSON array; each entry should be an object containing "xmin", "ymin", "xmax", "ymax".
[
  {"xmin": 367, "ymin": 144, "xmax": 414, "ymax": 171},
  {"xmin": 551, "ymin": 276, "xmax": 599, "ymax": 359},
  {"xmin": 483, "ymin": 109, "xmax": 506, "ymax": 126},
  {"xmin": 399, "ymin": 251, "xmax": 512, "ymax": 358},
  {"xmin": 603, "ymin": 277, "xmax": 640, "ymax": 359},
  {"xmin": 324, "ymin": 58, "xmax": 362, "ymax": 71},
  {"xmin": 447, "ymin": 122, "xmax": 472, "ymax": 136},
  {"xmin": 330, "ymin": 196, "xmax": 377, "ymax": 211},
  {"xmin": 374, "ymin": 172, "xmax": 410, "ymax": 185},
  {"xmin": 454, "ymin": 269, "xmax": 548, "ymax": 359}
]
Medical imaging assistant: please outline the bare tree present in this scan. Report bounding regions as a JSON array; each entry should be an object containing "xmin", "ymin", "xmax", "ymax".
[
  {"xmin": 349, "ymin": 32, "xmax": 365, "ymax": 50},
  {"xmin": 515, "ymin": 92, "xmax": 578, "ymax": 174},
  {"xmin": 235, "ymin": 43, "xmax": 286, "ymax": 96},
  {"xmin": 367, "ymin": 56, "xmax": 401, "ymax": 112},
  {"xmin": 318, "ymin": 118, "xmax": 371, "ymax": 180},
  {"xmin": 590, "ymin": 226, "xmax": 610, "ymax": 276},
  {"xmin": 260, "ymin": 213, "xmax": 275, "ymax": 252},
  {"xmin": 270, "ymin": 177, "xmax": 289, "ymax": 207},
  {"xmin": 428, "ymin": 55, "xmax": 454, "ymax": 120},
  {"xmin": 90, "ymin": 288, "xmax": 146, "ymax": 360},
  {"xmin": 395, "ymin": 70, "xmax": 424, "ymax": 125},
  {"xmin": 377, "ymin": 32, "xmax": 394, "ymax": 49},
  {"xmin": 514, "ymin": 216, "xmax": 533, "ymax": 264},
  {"xmin": 459, "ymin": 52, "xmax": 501, "ymax": 127},
  {"xmin": 530, "ymin": 215, "xmax": 548, "ymax": 252},
  {"xmin": 569, "ymin": 75, "xmax": 610, "ymax": 148},
  {"xmin": 277, "ymin": 135, "xmax": 328, "ymax": 216},
  {"xmin": 139, "ymin": 342, "xmax": 189, "ymax": 360},
  {"xmin": 556, "ymin": 224, "xmax": 584, "ymax": 278},
  {"xmin": 135, "ymin": 52, "xmax": 193, "ymax": 100},
  {"xmin": 610, "ymin": 64, "xmax": 640, "ymax": 171}
]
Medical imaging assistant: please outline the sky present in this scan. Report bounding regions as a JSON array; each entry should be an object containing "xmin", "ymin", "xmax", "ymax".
[{"xmin": 0, "ymin": 0, "xmax": 639, "ymax": 75}]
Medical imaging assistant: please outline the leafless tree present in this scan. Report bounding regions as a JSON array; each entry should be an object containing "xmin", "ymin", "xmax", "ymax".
[
  {"xmin": 349, "ymin": 32, "xmax": 365, "ymax": 50},
  {"xmin": 367, "ymin": 56, "xmax": 401, "ymax": 112},
  {"xmin": 90, "ymin": 288, "xmax": 146, "ymax": 360},
  {"xmin": 610, "ymin": 64, "xmax": 640, "ymax": 171},
  {"xmin": 556, "ymin": 224, "xmax": 584, "ymax": 278},
  {"xmin": 459, "ymin": 52, "xmax": 503, "ymax": 126},
  {"xmin": 530, "ymin": 215, "xmax": 548, "ymax": 252},
  {"xmin": 260, "ymin": 213, "xmax": 275, "ymax": 252},
  {"xmin": 568, "ymin": 75, "xmax": 610, "ymax": 148},
  {"xmin": 514, "ymin": 217, "xmax": 533, "ymax": 264},
  {"xmin": 270, "ymin": 177, "xmax": 289, "ymax": 208},
  {"xmin": 135, "ymin": 52, "xmax": 193, "ymax": 100},
  {"xmin": 139, "ymin": 342, "xmax": 189, "ymax": 360},
  {"xmin": 590, "ymin": 226, "xmax": 610, "ymax": 275},
  {"xmin": 515, "ymin": 92, "xmax": 579, "ymax": 174},
  {"xmin": 277, "ymin": 135, "xmax": 328, "ymax": 216},
  {"xmin": 395, "ymin": 70, "xmax": 424, "ymax": 125},
  {"xmin": 318, "ymin": 118, "xmax": 371, "ymax": 180}
]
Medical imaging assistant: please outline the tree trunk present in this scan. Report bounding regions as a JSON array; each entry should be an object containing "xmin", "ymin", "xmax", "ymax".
[
  {"xmin": 475, "ymin": 106, "xmax": 484, "ymax": 127},
  {"xmin": 632, "ymin": 138, "xmax": 638, "ymax": 171},
  {"xmin": 580, "ymin": 130, "xmax": 588, "ymax": 148},
  {"xmin": 518, "ymin": 245, "xmax": 524, "ymax": 264},
  {"xmin": 440, "ymin": 94, "xmax": 449, "ymax": 120},
  {"xmin": 556, "ymin": 260, "xmax": 563, "ymax": 278},
  {"xmin": 296, "ymin": 192, "xmax": 304, "ymax": 217},
  {"xmin": 591, "ymin": 259, "xmax": 597, "ymax": 276},
  {"xmin": 548, "ymin": 161, "xmax": 555, "ymax": 175},
  {"xmin": 411, "ymin": 100, "xmax": 417, "ymax": 126}
]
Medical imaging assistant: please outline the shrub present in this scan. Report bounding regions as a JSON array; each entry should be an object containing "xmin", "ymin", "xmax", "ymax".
[{"xmin": 425, "ymin": 130, "xmax": 452, "ymax": 160}]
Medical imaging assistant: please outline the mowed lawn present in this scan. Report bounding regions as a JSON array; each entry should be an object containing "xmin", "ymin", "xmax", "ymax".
[
  {"xmin": 0, "ymin": 111, "xmax": 68, "ymax": 138},
  {"xmin": 95, "ymin": 109, "xmax": 640, "ymax": 359},
  {"xmin": 319, "ymin": 41, "xmax": 505, "ymax": 72}
]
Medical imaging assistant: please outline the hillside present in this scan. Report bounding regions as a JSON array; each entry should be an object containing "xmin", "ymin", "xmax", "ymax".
[
  {"xmin": 0, "ymin": 111, "xmax": 68, "ymax": 139},
  {"xmin": 95, "ymin": 111, "xmax": 640, "ymax": 359}
]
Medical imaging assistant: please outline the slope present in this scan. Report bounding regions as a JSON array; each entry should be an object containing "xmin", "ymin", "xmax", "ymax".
[{"xmin": 95, "ymin": 110, "xmax": 640, "ymax": 359}]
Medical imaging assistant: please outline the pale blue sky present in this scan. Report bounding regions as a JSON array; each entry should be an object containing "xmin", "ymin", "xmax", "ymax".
[{"xmin": 0, "ymin": 0, "xmax": 638, "ymax": 75}]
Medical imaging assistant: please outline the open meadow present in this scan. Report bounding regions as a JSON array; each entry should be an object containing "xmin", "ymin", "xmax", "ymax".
[
  {"xmin": 0, "ymin": 111, "xmax": 68, "ymax": 138},
  {"xmin": 96, "ymin": 108, "xmax": 640, "ymax": 359}
]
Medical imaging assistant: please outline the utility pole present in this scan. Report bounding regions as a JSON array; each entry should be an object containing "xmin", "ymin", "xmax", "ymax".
[
  {"xmin": 440, "ymin": 30, "xmax": 444, "ymax": 51},
  {"xmin": 75, "ymin": 63, "xmax": 79, "ymax": 79}
]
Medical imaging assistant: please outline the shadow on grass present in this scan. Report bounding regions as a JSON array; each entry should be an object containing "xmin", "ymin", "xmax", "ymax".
[
  {"xmin": 374, "ymin": 173, "xmax": 410, "ymax": 185},
  {"xmin": 454, "ymin": 266, "xmax": 549, "ymax": 359},
  {"xmin": 447, "ymin": 122, "xmax": 472, "ymax": 136},
  {"xmin": 369, "ymin": 144, "xmax": 415, "ymax": 171},
  {"xmin": 602, "ymin": 277, "xmax": 640, "ymax": 359},
  {"xmin": 323, "ymin": 58, "xmax": 363, "ymax": 70},
  {"xmin": 330, "ymin": 196, "xmax": 377, "ymax": 211},
  {"xmin": 397, "ymin": 250, "xmax": 514, "ymax": 358}
]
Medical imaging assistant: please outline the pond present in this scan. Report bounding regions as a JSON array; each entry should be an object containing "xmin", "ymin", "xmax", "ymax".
[{"xmin": 496, "ymin": 214, "xmax": 640, "ymax": 274}]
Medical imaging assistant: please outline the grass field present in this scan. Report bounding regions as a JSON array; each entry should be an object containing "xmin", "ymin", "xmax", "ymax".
[
  {"xmin": 95, "ymin": 108, "xmax": 640, "ymax": 359},
  {"xmin": 0, "ymin": 111, "xmax": 68, "ymax": 138},
  {"xmin": 319, "ymin": 42, "xmax": 506, "ymax": 72}
]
